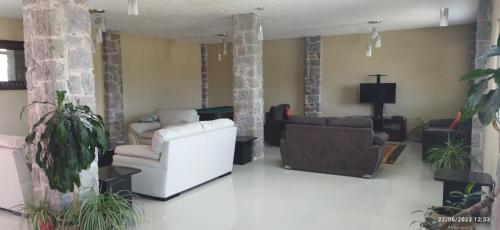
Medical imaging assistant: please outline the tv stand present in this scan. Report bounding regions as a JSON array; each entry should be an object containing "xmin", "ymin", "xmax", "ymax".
[
  {"xmin": 372, "ymin": 116, "xmax": 407, "ymax": 141},
  {"xmin": 369, "ymin": 74, "xmax": 388, "ymax": 130}
]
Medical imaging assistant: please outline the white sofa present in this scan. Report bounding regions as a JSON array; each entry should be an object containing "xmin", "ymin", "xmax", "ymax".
[
  {"xmin": 128, "ymin": 109, "xmax": 200, "ymax": 145},
  {"xmin": 0, "ymin": 134, "xmax": 33, "ymax": 211},
  {"xmin": 114, "ymin": 119, "xmax": 237, "ymax": 200}
]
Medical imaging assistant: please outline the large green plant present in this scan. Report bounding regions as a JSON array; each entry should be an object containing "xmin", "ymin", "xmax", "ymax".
[
  {"xmin": 22, "ymin": 91, "xmax": 107, "ymax": 193},
  {"xmin": 461, "ymin": 35, "xmax": 500, "ymax": 130},
  {"xmin": 425, "ymin": 137, "xmax": 470, "ymax": 171}
]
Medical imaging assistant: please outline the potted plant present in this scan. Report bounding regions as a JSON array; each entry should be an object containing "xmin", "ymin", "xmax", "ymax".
[
  {"xmin": 412, "ymin": 206, "xmax": 475, "ymax": 230},
  {"xmin": 61, "ymin": 187, "xmax": 144, "ymax": 230},
  {"xmin": 425, "ymin": 137, "xmax": 470, "ymax": 171},
  {"xmin": 15, "ymin": 199, "xmax": 57, "ymax": 230},
  {"xmin": 410, "ymin": 117, "xmax": 429, "ymax": 142}
]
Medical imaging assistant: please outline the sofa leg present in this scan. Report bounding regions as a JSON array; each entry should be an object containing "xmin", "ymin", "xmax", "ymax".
[
  {"xmin": 362, "ymin": 174, "xmax": 373, "ymax": 179},
  {"xmin": 284, "ymin": 165, "xmax": 291, "ymax": 169}
]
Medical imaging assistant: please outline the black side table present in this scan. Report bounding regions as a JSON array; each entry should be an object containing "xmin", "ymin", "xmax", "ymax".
[
  {"xmin": 434, "ymin": 170, "xmax": 494, "ymax": 216},
  {"xmin": 99, "ymin": 166, "xmax": 141, "ymax": 205},
  {"xmin": 234, "ymin": 136, "xmax": 257, "ymax": 165}
]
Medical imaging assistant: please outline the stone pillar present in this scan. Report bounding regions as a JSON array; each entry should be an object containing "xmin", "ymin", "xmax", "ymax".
[
  {"xmin": 22, "ymin": 0, "xmax": 97, "ymax": 209},
  {"xmin": 232, "ymin": 13, "xmax": 264, "ymax": 158},
  {"xmin": 201, "ymin": 44, "xmax": 209, "ymax": 108},
  {"xmin": 304, "ymin": 36, "xmax": 322, "ymax": 117},
  {"xmin": 470, "ymin": 0, "xmax": 493, "ymax": 171},
  {"xmin": 103, "ymin": 31, "xmax": 125, "ymax": 148}
]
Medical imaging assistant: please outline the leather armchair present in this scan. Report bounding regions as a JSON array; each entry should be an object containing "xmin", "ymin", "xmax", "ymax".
[
  {"xmin": 421, "ymin": 119, "xmax": 471, "ymax": 161},
  {"xmin": 264, "ymin": 104, "xmax": 290, "ymax": 146}
]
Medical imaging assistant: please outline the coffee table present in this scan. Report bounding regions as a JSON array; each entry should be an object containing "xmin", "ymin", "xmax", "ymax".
[
  {"xmin": 99, "ymin": 166, "xmax": 141, "ymax": 204},
  {"xmin": 234, "ymin": 136, "xmax": 258, "ymax": 165}
]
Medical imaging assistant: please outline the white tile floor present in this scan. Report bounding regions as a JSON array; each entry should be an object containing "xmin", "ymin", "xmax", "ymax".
[{"xmin": 0, "ymin": 142, "xmax": 491, "ymax": 229}]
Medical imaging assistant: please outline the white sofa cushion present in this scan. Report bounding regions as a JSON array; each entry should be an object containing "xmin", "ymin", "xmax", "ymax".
[
  {"xmin": 115, "ymin": 145, "xmax": 160, "ymax": 160},
  {"xmin": 199, "ymin": 119, "xmax": 235, "ymax": 132},
  {"xmin": 0, "ymin": 134, "xmax": 25, "ymax": 150},
  {"xmin": 151, "ymin": 122, "xmax": 204, "ymax": 154},
  {"xmin": 157, "ymin": 109, "xmax": 199, "ymax": 127}
]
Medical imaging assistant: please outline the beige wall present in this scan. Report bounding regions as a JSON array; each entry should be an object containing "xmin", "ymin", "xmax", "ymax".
[
  {"xmin": 264, "ymin": 38, "xmax": 305, "ymax": 115},
  {"xmin": 0, "ymin": 17, "xmax": 28, "ymax": 136},
  {"xmin": 322, "ymin": 25, "xmax": 472, "ymax": 128},
  {"xmin": 207, "ymin": 43, "xmax": 233, "ymax": 107},
  {"xmin": 121, "ymin": 32, "xmax": 201, "ymax": 126},
  {"xmin": 207, "ymin": 38, "xmax": 306, "ymax": 115}
]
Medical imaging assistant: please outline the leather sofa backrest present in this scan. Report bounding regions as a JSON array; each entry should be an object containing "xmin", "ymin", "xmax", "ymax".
[
  {"xmin": 288, "ymin": 116, "xmax": 327, "ymax": 126},
  {"xmin": 156, "ymin": 109, "xmax": 200, "ymax": 127},
  {"xmin": 326, "ymin": 117, "xmax": 373, "ymax": 129}
]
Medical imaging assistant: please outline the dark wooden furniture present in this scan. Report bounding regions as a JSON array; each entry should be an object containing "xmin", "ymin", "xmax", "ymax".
[
  {"xmin": 373, "ymin": 117, "xmax": 406, "ymax": 141},
  {"xmin": 196, "ymin": 106, "xmax": 233, "ymax": 121},
  {"xmin": 434, "ymin": 170, "xmax": 494, "ymax": 216},
  {"xmin": 98, "ymin": 166, "xmax": 141, "ymax": 205},
  {"xmin": 98, "ymin": 149, "xmax": 115, "ymax": 167},
  {"xmin": 234, "ymin": 136, "xmax": 257, "ymax": 165}
]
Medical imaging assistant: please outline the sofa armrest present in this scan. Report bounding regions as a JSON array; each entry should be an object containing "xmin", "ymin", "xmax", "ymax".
[
  {"xmin": 428, "ymin": 119, "xmax": 454, "ymax": 128},
  {"xmin": 373, "ymin": 132, "xmax": 389, "ymax": 146},
  {"xmin": 130, "ymin": 121, "xmax": 161, "ymax": 134}
]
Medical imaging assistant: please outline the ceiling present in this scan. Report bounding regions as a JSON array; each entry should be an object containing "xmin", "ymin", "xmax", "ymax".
[{"xmin": 0, "ymin": 0, "xmax": 480, "ymax": 43}]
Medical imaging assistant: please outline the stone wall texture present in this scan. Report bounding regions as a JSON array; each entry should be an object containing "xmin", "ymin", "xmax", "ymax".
[
  {"xmin": 471, "ymin": 0, "xmax": 493, "ymax": 172},
  {"xmin": 103, "ymin": 31, "xmax": 125, "ymax": 148},
  {"xmin": 232, "ymin": 13, "xmax": 264, "ymax": 158},
  {"xmin": 201, "ymin": 44, "xmax": 209, "ymax": 108},
  {"xmin": 304, "ymin": 36, "xmax": 322, "ymax": 117},
  {"xmin": 22, "ymin": 0, "xmax": 97, "ymax": 210}
]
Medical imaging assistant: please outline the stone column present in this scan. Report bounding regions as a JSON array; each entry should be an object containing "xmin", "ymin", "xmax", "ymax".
[
  {"xmin": 201, "ymin": 44, "xmax": 209, "ymax": 108},
  {"xmin": 304, "ymin": 36, "xmax": 322, "ymax": 117},
  {"xmin": 232, "ymin": 13, "xmax": 264, "ymax": 158},
  {"xmin": 470, "ymin": 0, "xmax": 492, "ymax": 171},
  {"xmin": 22, "ymin": 0, "xmax": 97, "ymax": 209},
  {"xmin": 103, "ymin": 31, "xmax": 125, "ymax": 148}
]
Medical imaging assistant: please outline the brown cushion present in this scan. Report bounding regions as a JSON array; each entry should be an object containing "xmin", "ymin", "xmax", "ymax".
[
  {"xmin": 288, "ymin": 116, "xmax": 327, "ymax": 126},
  {"xmin": 327, "ymin": 117, "xmax": 373, "ymax": 129}
]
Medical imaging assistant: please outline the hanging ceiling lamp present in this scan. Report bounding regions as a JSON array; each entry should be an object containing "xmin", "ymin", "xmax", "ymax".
[
  {"xmin": 256, "ymin": 7, "xmax": 264, "ymax": 41},
  {"xmin": 366, "ymin": 45, "xmax": 372, "ymax": 57},
  {"xmin": 216, "ymin": 33, "xmax": 230, "ymax": 62},
  {"xmin": 366, "ymin": 20, "xmax": 382, "ymax": 57},
  {"xmin": 440, "ymin": 8, "xmax": 449, "ymax": 27},
  {"xmin": 222, "ymin": 38, "xmax": 228, "ymax": 56},
  {"xmin": 128, "ymin": 0, "xmax": 139, "ymax": 15},
  {"xmin": 90, "ymin": 9, "xmax": 106, "ymax": 44}
]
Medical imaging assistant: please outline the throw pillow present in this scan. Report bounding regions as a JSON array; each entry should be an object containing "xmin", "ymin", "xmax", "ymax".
[
  {"xmin": 449, "ymin": 112, "xmax": 461, "ymax": 129},
  {"xmin": 285, "ymin": 107, "xmax": 293, "ymax": 119},
  {"xmin": 139, "ymin": 113, "xmax": 159, "ymax": 123}
]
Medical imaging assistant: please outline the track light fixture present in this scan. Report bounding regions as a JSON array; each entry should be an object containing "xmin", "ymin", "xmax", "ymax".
[
  {"xmin": 128, "ymin": 0, "xmax": 139, "ymax": 16},
  {"xmin": 440, "ymin": 8, "xmax": 449, "ymax": 27}
]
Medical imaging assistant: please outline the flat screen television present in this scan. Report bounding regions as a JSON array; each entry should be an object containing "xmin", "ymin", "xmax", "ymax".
[{"xmin": 359, "ymin": 83, "xmax": 396, "ymax": 104}]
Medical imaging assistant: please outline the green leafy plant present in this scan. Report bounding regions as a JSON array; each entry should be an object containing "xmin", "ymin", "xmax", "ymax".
[
  {"xmin": 21, "ymin": 91, "xmax": 107, "ymax": 193},
  {"xmin": 425, "ymin": 137, "xmax": 470, "ymax": 171},
  {"xmin": 61, "ymin": 187, "xmax": 144, "ymax": 230},
  {"xmin": 410, "ymin": 117, "xmax": 429, "ymax": 142},
  {"xmin": 15, "ymin": 199, "xmax": 58, "ymax": 230},
  {"xmin": 446, "ymin": 183, "xmax": 486, "ymax": 209},
  {"xmin": 411, "ymin": 206, "xmax": 473, "ymax": 230},
  {"xmin": 460, "ymin": 34, "xmax": 500, "ymax": 131}
]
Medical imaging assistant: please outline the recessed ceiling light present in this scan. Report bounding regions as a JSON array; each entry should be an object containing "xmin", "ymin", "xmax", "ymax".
[
  {"xmin": 368, "ymin": 20, "xmax": 382, "ymax": 24},
  {"xmin": 89, "ymin": 9, "xmax": 106, "ymax": 14},
  {"xmin": 217, "ymin": 33, "xmax": 229, "ymax": 37},
  {"xmin": 256, "ymin": 7, "xmax": 264, "ymax": 11}
]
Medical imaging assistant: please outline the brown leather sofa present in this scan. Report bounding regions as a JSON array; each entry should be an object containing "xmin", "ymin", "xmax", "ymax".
[
  {"xmin": 264, "ymin": 104, "xmax": 290, "ymax": 146},
  {"xmin": 280, "ymin": 116, "xmax": 388, "ymax": 178},
  {"xmin": 421, "ymin": 119, "xmax": 471, "ymax": 161}
]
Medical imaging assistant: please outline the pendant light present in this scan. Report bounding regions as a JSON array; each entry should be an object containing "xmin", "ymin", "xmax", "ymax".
[
  {"xmin": 218, "ymin": 52, "xmax": 222, "ymax": 62},
  {"xmin": 128, "ymin": 0, "xmax": 139, "ymax": 15},
  {"xmin": 90, "ymin": 9, "xmax": 106, "ymax": 44},
  {"xmin": 258, "ymin": 23, "xmax": 264, "ymax": 41},
  {"xmin": 440, "ymin": 8, "xmax": 449, "ymax": 27},
  {"xmin": 96, "ymin": 27, "xmax": 103, "ymax": 43},
  {"xmin": 371, "ymin": 27, "xmax": 378, "ymax": 40},
  {"xmin": 222, "ymin": 39, "xmax": 228, "ymax": 56},
  {"xmin": 375, "ymin": 36, "xmax": 382, "ymax": 48},
  {"xmin": 366, "ymin": 45, "xmax": 372, "ymax": 57}
]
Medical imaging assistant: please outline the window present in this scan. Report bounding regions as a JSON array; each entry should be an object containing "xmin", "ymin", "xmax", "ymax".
[{"xmin": 0, "ymin": 54, "xmax": 7, "ymax": 81}]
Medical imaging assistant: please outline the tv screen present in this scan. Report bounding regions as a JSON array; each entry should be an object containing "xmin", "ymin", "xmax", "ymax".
[{"xmin": 359, "ymin": 83, "xmax": 396, "ymax": 104}]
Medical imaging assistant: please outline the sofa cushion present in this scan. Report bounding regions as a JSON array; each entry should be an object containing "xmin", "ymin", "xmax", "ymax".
[
  {"xmin": 199, "ymin": 119, "xmax": 234, "ymax": 132},
  {"xmin": 269, "ymin": 104, "xmax": 290, "ymax": 121},
  {"xmin": 0, "ymin": 134, "xmax": 25, "ymax": 149},
  {"xmin": 138, "ymin": 130, "xmax": 156, "ymax": 139},
  {"xmin": 115, "ymin": 145, "xmax": 160, "ymax": 160},
  {"xmin": 288, "ymin": 116, "xmax": 327, "ymax": 126},
  {"xmin": 151, "ymin": 122, "xmax": 204, "ymax": 154},
  {"xmin": 327, "ymin": 117, "xmax": 373, "ymax": 129},
  {"xmin": 157, "ymin": 109, "xmax": 199, "ymax": 127}
]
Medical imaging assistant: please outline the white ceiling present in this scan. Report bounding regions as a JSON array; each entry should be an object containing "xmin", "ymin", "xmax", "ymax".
[{"xmin": 0, "ymin": 0, "xmax": 480, "ymax": 43}]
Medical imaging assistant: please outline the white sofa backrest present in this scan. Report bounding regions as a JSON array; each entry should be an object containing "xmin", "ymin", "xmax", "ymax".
[
  {"xmin": 156, "ymin": 109, "xmax": 199, "ymax": 127},
  {"xmin": 0, "ymin": 134, "xmax": 33, "ymax": 211},
  {"xmin": 151, "ymin": 122, "xmax": 204, "ymax": 154}
]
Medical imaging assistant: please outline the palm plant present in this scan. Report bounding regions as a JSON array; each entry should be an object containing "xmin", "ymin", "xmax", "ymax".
[
  {"xmin": 21, "ymin": 91, "xmax": 107, "ymax": 193},
  {"xmin": 61, "ymin": 187, "xmax": 144, "ymax": 230},
  {"xmin": 425, "ymin": 137, "xmax": 470, "ymax": 171},
  {"xmin": 410, "ymin": 117, "xmax": 429, "ymax": 142}
]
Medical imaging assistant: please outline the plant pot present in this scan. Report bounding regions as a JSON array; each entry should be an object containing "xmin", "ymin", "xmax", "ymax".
[
  {"xmin": 40, "ymin": 219, "xmax": 54, "ymax": 230},
  {"xmin": 430, "ymin": 207, "xmax": 475, "ymax": 230}
]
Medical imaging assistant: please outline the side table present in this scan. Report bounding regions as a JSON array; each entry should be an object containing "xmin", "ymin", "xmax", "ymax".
[
  {"xmin": 234, "ymin": 136, "xmax": 257, "ymax": 165},
  {"xmin": 99, "ymin": 166, "xmax": 141, "ymax": 205}
]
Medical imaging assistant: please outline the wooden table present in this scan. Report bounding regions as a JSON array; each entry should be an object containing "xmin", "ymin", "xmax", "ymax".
[{"xmin": 99, "ymin": 166, "xmax": 141, "ymax": 204}]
